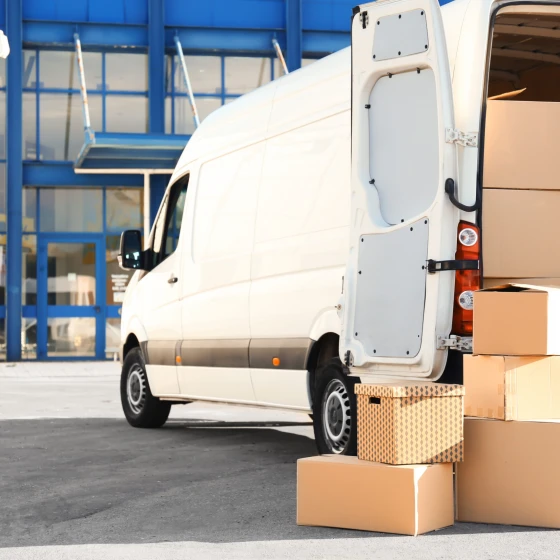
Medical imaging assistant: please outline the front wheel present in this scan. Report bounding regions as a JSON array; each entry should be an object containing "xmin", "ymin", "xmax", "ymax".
[
  {"xmin": 312, "ymin": 357, "xmax": 357, "ymax": 455},
  {"xmin": 120, "ymin": 347, "xmax": 171, "ymax": 428}
]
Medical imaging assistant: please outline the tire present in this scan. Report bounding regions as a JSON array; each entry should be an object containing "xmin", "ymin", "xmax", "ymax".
[
  {"xmin": 120, "ymin": 347, "xmax": 171, "ymax": 428},
  {"xmin": 312, "ymin": 357, "xmax": 358, "ymax": 455}
]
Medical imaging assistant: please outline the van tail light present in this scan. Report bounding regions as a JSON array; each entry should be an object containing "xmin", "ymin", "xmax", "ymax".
[{"xmin": 452, "ymin": 221, "xmax": 480, "ymax": 336}]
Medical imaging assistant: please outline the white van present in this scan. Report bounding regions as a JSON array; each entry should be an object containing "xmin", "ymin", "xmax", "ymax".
[{"xmin": 118, "ymin": 0, "xmax": 560, "ymax": 454}]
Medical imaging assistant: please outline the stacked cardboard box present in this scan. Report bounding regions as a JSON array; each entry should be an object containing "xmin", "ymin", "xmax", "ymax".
[
  {"xmin": 297, "ymin": 382, "xmax": 463, "ymax": 536},
  {"xmin": 483, "ymin": 100, "xmax": 560, "ymax": 288},
  {"xmin": 457, "ymin": 285, "xmax": 560, "ymax": 528}
]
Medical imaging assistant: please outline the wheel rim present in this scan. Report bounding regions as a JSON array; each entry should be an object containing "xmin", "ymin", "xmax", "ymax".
[
  {"xmin": 126, "ymin": 364, "xmax": 146, "ymax": 415},
  {"xmin": 321, "ymin": 378, "xmax": 352, "ymax": 454}
]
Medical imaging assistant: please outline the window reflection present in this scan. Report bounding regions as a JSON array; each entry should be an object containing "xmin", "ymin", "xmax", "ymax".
[
  {"xmin": 40, "ymin": 93, "xmax": 102, "ymax": 160},
  {"xmin": 226, "ymin": 57, "xmax": 271, "ymax": 94},
  {"xmin": 40, "ymin": 51, "xmax": 102, "ymax": 90},
  {"xmin": 178, "ymin": 56, "xmax": 221, "ymax": 94},
  {"xmin": 23, "ymin": 93, "xmax": 37, "ymax": 160},
  {"xmin": 106, "ymin": 53, "xmax": 148, "ymax": 92},
  {"xmin": 106, "ymin": 188, "xmax": 143, "ymax": 231},
  {"xmin": 40, "ymin": 188, "xmax": 103, "ymax": 232},
  {"xmin": 174, "ymin": 97, "xmax": 221, "ymax": 135},
  {"xmin": 22, "ymin": 235, "xmax": 37, "ymax": 306},
  {"xmin": 106, "ymin": 95, "xmax": 148, "ymax": 133}
]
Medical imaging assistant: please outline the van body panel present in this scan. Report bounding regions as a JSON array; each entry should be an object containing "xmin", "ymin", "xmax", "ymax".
[{"xmin": 340, "ymin": 0, "xmax": 460, "ymax": 378}]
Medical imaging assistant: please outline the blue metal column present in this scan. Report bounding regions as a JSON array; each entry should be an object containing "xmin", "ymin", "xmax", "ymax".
[
  {"xmin": 148, "ymin": 0, "xmax": 165, "ymax": 134},
  {"xmin": 286, "ymin": 0, "xmax": 302, "ymax": 72},
  {"xmin": 6, "ymin": 0, "xmax": 23, "ymax": 361}
]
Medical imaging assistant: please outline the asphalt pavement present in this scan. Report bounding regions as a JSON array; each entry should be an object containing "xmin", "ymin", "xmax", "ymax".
[{"xmin": 1, "ymin": 362, "xmax": 559, "ymax": 560}]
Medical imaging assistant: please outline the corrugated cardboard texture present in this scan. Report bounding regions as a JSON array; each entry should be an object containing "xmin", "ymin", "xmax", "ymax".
[
  {"xmin": 473, "ymin": 288, "xmax": 554, "ymax": 355},
  {"xmin": 297, "ymin": 455, "xmax": 453, "ymax": 536},
  {"xmin": 484, "ymin": 278, "xmax": 560, "ymax": 289},
  {"xmin": 484, "ymin": 101, "xmax": 560, "ymax": 190},
  {"xmin": 457, "ymin": 419, "xmax": 560, "ymax": 528},
  {"xmin": 355, "ymin": 383, "xmax": 465, "ymax": 398},
  {"xmin": 483, "ymin": 189, "xmax": 560, "ymax": 278},
  {"xmin": 464, "ymin": 355, "xmax": 560, "ymax": 420},
  {"xmin": 356, "ymin": 386, "xmax": 464, "ymax": 464}
]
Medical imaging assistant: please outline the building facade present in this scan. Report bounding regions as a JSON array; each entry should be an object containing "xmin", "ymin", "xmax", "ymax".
[{"xmin": 0, "ymin": 0, "xmax": 452, "ymax": 361}]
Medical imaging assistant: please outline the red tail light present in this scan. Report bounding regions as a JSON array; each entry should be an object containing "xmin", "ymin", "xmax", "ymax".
[{"xmin": 452, "ymin": 221, "xmax": 480, "ymax": 336}]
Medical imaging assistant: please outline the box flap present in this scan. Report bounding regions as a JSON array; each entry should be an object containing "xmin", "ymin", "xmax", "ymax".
[
  {"xmin": 355, "ymin": 383, "xmax": 465, "ymax": 398},
  {"xmin": 478, "ymin": 283, "xmax": 560, "ymax": 294}
]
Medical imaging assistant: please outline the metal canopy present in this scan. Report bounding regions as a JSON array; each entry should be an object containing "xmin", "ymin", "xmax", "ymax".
[{"xmin": 74, "ymin": 131, "xmax": 190, "ymax": 170}]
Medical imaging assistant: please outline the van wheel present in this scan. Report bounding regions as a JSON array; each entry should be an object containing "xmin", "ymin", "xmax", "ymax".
[
  {"xmin": 313, "ymin": 357, "xmax": 357, "ymax": 455},
  {"xmin": 120, "ymin": 347, "xmax": 171, "ymax": 428}
]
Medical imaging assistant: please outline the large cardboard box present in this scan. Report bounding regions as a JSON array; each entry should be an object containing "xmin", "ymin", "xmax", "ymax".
[
  {"xmin": 483, "ymin": 278, "xmax": 560, "ymax": 289},
  {"xmin": 457, "ymin": 418, "xmax": 560, "ymax": 528},
  {"xmin": 355, "ymin": 383, "xmax": 464, "ymax": 464},
  {"xmin": 482, "ymin": 189, "xmax": 560, "ymax": 278},
  {"xmin": 297, "ymin": 455, "xmax": 453, "ymax": 536},
  {"xmin": 484, "ymin": 100, "xmax": 560, "ymax": 190},
  {"xmin": 473, "ymin": 284, "xmax": 560, "ymax": 355},
  {"xmin": 464, "ymin": 354, "xmax": 560, "ymax": 420}
]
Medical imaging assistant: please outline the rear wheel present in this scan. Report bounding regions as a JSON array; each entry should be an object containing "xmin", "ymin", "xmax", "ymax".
[
  {"xmin": 120, "ymin": 347, "xmax": 171, "ymax": 428},
  {"xmin": 313, "ymin": 357, "xmax": 357, "ymax": 455}
]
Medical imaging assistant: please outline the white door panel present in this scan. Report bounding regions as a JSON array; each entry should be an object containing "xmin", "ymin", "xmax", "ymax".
[
  {"xmin": 341, "ymin": 0, "xmax": 459, "ymax": 379},
  {"xmin": 250, "ymin": 369, "xmax": 312, "ymax": 410}
]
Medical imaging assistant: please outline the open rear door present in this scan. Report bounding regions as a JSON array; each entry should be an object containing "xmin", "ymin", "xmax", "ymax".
[{"xmin": 340, "ymin": 0, "xmax": 459, "ymax": 380}]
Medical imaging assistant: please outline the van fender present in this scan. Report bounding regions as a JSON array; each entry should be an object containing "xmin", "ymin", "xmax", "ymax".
[
  {"xmin": 309, "ymin": 307, "xmax": 342, "ymax": 343},
  {"xmin": 121, "ymin": 316, "xmax": 148, "ymax": 363}
]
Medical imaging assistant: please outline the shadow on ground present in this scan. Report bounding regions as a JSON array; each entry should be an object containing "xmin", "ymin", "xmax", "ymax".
[{"xmin": 0, "ymin": 418, "xmax": 547, "ymax": 548}]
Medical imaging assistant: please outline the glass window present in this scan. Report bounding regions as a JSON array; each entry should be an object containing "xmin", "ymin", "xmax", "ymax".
[
  {"xmin": 106, "ymin": 53, "xmax": 148, "ymax": 92},
  {"xmin": 40, "ymin": 93, "xmax": 102, "ymax": 161},
  {"xmin": 225, "ymin": 57, "xmax": 271, "ymax": 94},
  {"xmin": 152, "ymin": 179, "xmax": 188, "ymax": 264},
  {"xmin": 23, "ymin": 50, "xmax": 37, "ymax": 88},
  {"xmin": 0, "ymin": 91, "xmax": 5, "ymax": 159},
  {"xmin": 23, "ymin": 93, "xmax": 37, "ymax": 160},
  {"xmin": 106, "ymin": 236, "xmax": 134, "ymax": 305},
  {"xmin": 22, "ymin": 235, "xmax": 37, "ymax": 306},
  {"xmin": 39, "ymin": 51, "xmax": 102, "ymax": 91},
  {"xmin": 106, "ymin": 188, "xmax": 143, "ymax": 231},
  {"xmin": 48, "ymin": 317, "xmax": 96, "ymax": 357},
  {"xmin": 177, "ymin": 56, "xmax": 221, "ymax": 94},
  {"xmin": 302, "ymin": 58, "xmax": 318, "ymax": 68},
  {"xmin": 174, "ymin": 97, "xmax": 221, "ymax": 135},
  {"xmin": 165, "ymin": 96, "xmax": 172, "ymax": 134},
  {"xmin": 106, "ymin": 95, "xmax": 148, "ymax": 133},
  {"xmin": 40, "ymin": 188, "xmax": 103, "ymax": 232},
  {"xmin": 0, "ymin": 57, "xmax": 6, "ymax": 88},
  {"xmin": 22, "ymin": 187, "xmax": 36, "ymax": 232},
  {"xmin": 0, "ymin": 241, "xmax": 5, "ymax": 306},
  {"xmin": 0, "ymin": 163, "xmax": 5, "ymax": 225},
  {"xmin": 106, "ymin": 318, "xmax": 121, "ymax": 358}
]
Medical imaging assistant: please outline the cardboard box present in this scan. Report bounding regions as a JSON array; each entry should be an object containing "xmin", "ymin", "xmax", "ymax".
[
  {"xmin": 484, "ymin": 278, "xmax": 560, "ymax": 289},
  {"xmin": 355, "ymin": 383, "xmax": 464, "ymax": 464},
  {"xmin": 464, "ymin": 354, "xmax": 560, "ymax": 420},
  {"xmin": 484, "ymin": 100, "xmax": 560, "ymax": 190},
  {"xmin": 457, "ymin": 418, "xmax": 560, "ymax": 528},
  {"xmin": 297, "ymin": 455, "xmax": 453, "ymax": 536},
  {"xmin": 482, "ymin": 189, "xmax": 560, "ymax": 278},
  {"xmin": 473, "ymin": 284, "xmax": 560, "ymax": 355}
]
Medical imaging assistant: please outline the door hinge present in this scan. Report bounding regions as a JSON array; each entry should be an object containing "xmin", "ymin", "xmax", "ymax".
[
  {"xmin": 344, "ymin": 350, "xmax": 354, "ymax": 367},
  {"xmin": 445, "ymin": 128, "xmax": 478, "ymax": 148},
  {"xmin": 427, "ymin": 259, "xmax": 479, "ymax": 274},
  {"xmin": 437, "ymin": 335, "xmax": 473, "ymax": 352},
  {"xmin": 360, "ymin": 11, "xmax": 369, "ymax": 29}
]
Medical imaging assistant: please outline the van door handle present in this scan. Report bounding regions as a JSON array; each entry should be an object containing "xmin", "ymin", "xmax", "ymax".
[{"xmin": 168, "ymin": 275, "xmax": 178, "ymax": 284}]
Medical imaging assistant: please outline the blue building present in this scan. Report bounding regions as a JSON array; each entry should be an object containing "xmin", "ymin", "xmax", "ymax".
[{"xmin": 0, "ymin": 0, "xmax": 452, "ymax": 361}]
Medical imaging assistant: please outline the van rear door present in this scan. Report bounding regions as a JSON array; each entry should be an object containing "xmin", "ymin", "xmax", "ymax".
[{"xmin": 340, "ymin": 0, "xmax": 459, "ymax": 379}]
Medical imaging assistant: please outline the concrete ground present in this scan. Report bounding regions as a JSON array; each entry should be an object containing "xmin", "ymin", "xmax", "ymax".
[{"xmin": 1, "ymin": 362, "xmax": 559, "ymax": 559}]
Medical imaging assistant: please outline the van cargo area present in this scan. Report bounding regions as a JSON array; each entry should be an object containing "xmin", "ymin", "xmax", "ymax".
[{"xmin": 483, "ymin": 9, "xmax": 560, "ymax": 288}]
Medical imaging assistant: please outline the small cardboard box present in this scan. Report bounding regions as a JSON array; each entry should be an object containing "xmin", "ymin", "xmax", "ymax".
[
  {"xmin": 473, "ymin": 284, "xmax": 560, "ymax": 355},
  {"xmin": 484, "ymin": 100, "xmax": 560, "ymax": 191},
  {"xmin": 464, "ymin": 354, "xmax": 560, "ymax": 420},
  {"xmin": 482, "ymin": 189, "xmax": 560, "ymax": 278},
  {"xmin": 355, "ymin": 383, "xmax": 464, "ymax": 465},
  {"xmin": 457, "ymin": 418, "xmax": 560, "ymax": 528},
  {"xmin": 297, "ymin": 455, "xmax": 454, "ymax": 536}
]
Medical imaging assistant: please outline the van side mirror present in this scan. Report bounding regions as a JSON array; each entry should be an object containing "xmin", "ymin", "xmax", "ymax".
[{"xmin": 119, "ymin": 230, "xmax": 145, "ymax": 270}]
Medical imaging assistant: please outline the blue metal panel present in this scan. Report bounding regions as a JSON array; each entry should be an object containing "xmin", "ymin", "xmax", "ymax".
[
  {"xmin": 6, "ymin": 0, "xmax": 23, "ymax": 361},
  {"xmin": 23, "ymin": 163, "xmax": 144, "ymax": 187},
  {"xmin": 149, "ymin": 0, "xmax": 165, "ymax": 134},
  {"xmin": 23, "ymin": 22, "xmax": 148, "ymax": 48},
  {"xmin": 23, "ymin": 0, "xmax": 147, "ymax": 25},
  {"xmin": 150, "ymin": 174, "xmax": 168, "ymax": 226},
  {"xmin": 286, "ymin": 0, "xmax": 302, "ymax": 71},
  {"xmin": 302, "ymin": 30, "xmax": 349, "ymax": 54},
  {"xmin": 0, "ymin": 0, "xmax": 5, "ymax": 29},
  {"xmin": 165, "ymin": 0, "xmax": 284, "ymax": 29},
  {"xmin": 302, "ymin": 0, "xmax": 353, "ymax": 33}
]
